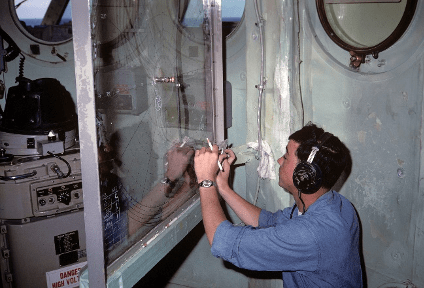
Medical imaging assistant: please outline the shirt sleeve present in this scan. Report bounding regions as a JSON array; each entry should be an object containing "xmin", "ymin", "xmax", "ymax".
[
  {"xmin": 211, "ymin": 216, "xmax": 319, "ymax": 272},
  {"xmin": 258, "ymin": 208, "xmax": 291, "ymax": 227}
]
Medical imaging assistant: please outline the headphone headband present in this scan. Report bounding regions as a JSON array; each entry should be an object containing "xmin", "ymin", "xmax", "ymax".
[
  {"xmin": 316, "ymin": 132, "xmax": 332, "ymax": 148},
  {"xmin": 307, "ymin": 147, "xmax": 319, "ymax": 163},
  {"xmin": 292, "ymin": 131, "xmax": 333, "ymax": 194},
  {"xmin": 306, "ymin": 132, "xmax": 332, "ymax": 163}
]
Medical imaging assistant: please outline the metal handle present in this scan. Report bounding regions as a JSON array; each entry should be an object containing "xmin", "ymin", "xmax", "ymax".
[
  {"xmin": 0, "ymin": 170, "xmax": 37, "ymax": 181},
  {"xmin": 154, "ymin": 77, "xmax": 175, "ymax": 83}
]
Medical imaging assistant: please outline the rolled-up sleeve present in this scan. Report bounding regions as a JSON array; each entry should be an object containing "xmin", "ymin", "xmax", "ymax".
[
  {"xmin": 258, "ymin": 209, "xmax": 289, "ymax": 227},
  {"xmin": 210, "ymin": 214, "xmax": 319, "ymax": 272},
  {"xmin": 211, "ymin": 220, "xmax": 243, "ymax": 261}
]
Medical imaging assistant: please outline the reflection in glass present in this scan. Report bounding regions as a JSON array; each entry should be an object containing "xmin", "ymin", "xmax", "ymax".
[
  {"xmin": 324, "ymin": 1, "xmax": 407, "ymax": 48},
  {"xmin": 221, "ymin": 0, "xmax": 245, "ymax": 37},
  {"xmin": 14, "ymin": 0, "xmax": 73, "ymax": 42},
  {"xmin": 222, "ymin": 0, "xmax": 245, "ymax": 21},
  {"xmin": 91, "ymin": 0, "xmax": 215, "ymax": 265}
]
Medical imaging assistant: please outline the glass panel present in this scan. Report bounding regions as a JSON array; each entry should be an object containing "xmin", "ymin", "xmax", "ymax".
[
  {"xmin": 222, "ymin": 0, "xmax": 245, "ymax": 37},
  {"xmin": 14, "ymin": 0, "xmax": 73, "ymax": 43},
  {"xmin": 91, "ymin": 0, "xmax": 214, "ymax": 265},
  {"xmin": 324, "ymin": 0, "xmax": 407, "ymax": 48},
  {"xmin": 222, "ymin": 0, "xmax": 245, "ymax": 21}
]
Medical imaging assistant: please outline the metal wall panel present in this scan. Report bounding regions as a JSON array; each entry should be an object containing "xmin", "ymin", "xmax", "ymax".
[{"xmin": 301, "ymin": 1, "xmax": 424, "ymax": 287}]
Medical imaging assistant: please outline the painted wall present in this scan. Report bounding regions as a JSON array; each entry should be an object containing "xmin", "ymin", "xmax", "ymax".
[
  {"xmin": 181, "ymin": 0, "xmax": 424, "ymax": 287},
  {"xmin": 2, "ymin": 0, "xmax": 423, "ymax": 287},
  {"xmin": 299, "ymin": 1, "xmax": 424, "ymax": 287}
]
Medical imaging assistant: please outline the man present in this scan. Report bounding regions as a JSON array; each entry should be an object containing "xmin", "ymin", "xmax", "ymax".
[
  {"xmin": 194, "ymin": 123, "xmax": 363, "ymax": 287},
  {"xmin": 128, "ymin": 144, "xmax": 196, "ymax": 236}
]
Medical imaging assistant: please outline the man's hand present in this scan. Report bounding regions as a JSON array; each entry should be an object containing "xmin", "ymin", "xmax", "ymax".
[
  {"xmin": 165, "ymin": 144, "xmax": 194, "ymax": 181},
  {"xmin": 194, "ymin": 143, "xmax": 227, "ymax": 246},
  {"xmin": 194, "ymin": 144, "xmax": 219, "ymax": 182},
  {"xmin": 216, "ymin": 149, "xmax": 236, "ymax": 189}
]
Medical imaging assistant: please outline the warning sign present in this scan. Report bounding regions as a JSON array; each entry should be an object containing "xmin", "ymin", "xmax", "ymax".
[{"xmin": 46, "ymin": 261, "xmax": 87, "ymax": 288}]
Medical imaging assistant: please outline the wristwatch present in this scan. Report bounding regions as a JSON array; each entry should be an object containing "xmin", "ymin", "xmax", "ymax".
[
  {"xmin": 161, "ymin": 177, "xmax": 175, "ymax": 189},
  {"xmin": 198, "ymin": 179, "xmax": 215, "ymax": 188}
]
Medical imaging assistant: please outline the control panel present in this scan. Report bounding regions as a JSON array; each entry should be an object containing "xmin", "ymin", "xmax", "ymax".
[
  {"xmin": 0, "ymin": 149, "xmax": 83, "ymax": 219},
  {"xmin": 31, "ymin": 177, "xmax": 83, "ymax": 217}
]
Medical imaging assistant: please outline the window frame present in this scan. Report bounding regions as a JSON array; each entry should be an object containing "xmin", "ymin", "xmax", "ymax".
[
  {"xmin": 71, "ymin": 1, "xmax": 224, "ymax": 287},
  {"xmin": 316, "ymin": 0, "xmax": 418, "ymax": 68}
]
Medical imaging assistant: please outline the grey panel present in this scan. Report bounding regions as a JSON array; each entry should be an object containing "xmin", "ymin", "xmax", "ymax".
[{"xmin": 4, "ymin": 210, "xmax": 86, "ymax": 288}]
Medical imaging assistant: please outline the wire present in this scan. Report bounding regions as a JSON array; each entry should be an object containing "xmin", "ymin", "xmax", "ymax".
[
  {"xmin": 47, "ymin": 151, "xmax": 72, "ymax": 178},
  {"xmin": 298, "ymin": 190, "xmax": 306, "ymax": 214},
  {"xmin": 18, "ymin": 54, "xmax": 25, "ymax": 79},
  {"xmin": 296, "ymin": 0, "xmax": 305, "ymax": 126},
  {"xmin": 253, "ymin": 0, "xmax": 266, "ymax": 205},
  {"xmin": 254, "ymin": 0, "xmax": 265, "ymax": 154}
]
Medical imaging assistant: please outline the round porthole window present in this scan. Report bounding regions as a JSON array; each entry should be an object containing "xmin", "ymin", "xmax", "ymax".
[
  {"xmin": 316, "ymin": 0, "xmax": 417, "ymax": 68},
  {"xmin": 1, "ymin": 0, "xmax": 74, "ymax": 64},
  {"xmin": 14, "ymin": 0, "xmax": 72, "ymax": 44},
  {"xmin": 174, "ymin": 0, "xmax": 245, "ymax": 38},
  {"xmin": 222, "ymin": 0, "xmax": 245, "ymax": 38}
]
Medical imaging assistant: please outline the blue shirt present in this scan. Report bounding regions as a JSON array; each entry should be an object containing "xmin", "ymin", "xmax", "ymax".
[{"xmin": 211, "ymin": 191, "xmax": 363, "ymax": 287}]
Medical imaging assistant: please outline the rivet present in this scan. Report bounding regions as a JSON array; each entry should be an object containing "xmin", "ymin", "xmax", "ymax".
[{"xmin": 397, "ymin": 168, "xmax": 405, "ymax": 179}]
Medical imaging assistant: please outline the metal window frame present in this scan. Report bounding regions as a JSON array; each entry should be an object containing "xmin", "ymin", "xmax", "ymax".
[
  {"xmin": 72, "ymin": 1, "xmax": 223, "ymax": 287},
  {"xmin": 71, "ymin": 0, "xmax": 106, "ymax": 287}
]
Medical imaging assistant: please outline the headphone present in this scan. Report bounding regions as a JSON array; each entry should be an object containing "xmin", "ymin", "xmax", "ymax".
[{"xmin": 292, "ymin": 132, "xmax": 332, "ymax": 194}]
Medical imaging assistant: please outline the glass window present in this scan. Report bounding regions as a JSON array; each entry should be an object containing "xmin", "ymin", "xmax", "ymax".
[
  {"xmin": 323, "ymin": 0, "xmax": 406, "ymax": 48},
  {"xmin": 222, "ymin": 0, "xmax": 245, "ymax": 21},
  {"xmin": 14, "ymin": 0, "xmax": 72, "ymax": 43},
  {"xmin": 91, "ymin": 0, "xmax": 218, "ymax": 269},
  {"xmin": 222, "ymin": 0, "xmax": 245, "ymax": 37},
  {"xmin": 316, "ymin": 0, "xmax": 418, "ymax": 68}
]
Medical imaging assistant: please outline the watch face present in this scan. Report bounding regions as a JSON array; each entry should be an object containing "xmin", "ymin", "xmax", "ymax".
[{"xmin": 200, "ymin": 180, "xmax": 214, "ymax": 188}]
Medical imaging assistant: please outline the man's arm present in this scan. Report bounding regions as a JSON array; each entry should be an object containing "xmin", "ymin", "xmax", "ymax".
[
  {"xmin": 128, "ymin": 180, "xmax": 174, "ymax": 236},
  {"xmin": 216, "ymin": 149, "xmax": 261, "ymax": 227},
  {"xmin": 129, "ymin": 145, "xmax": 194, "ymax": 236},
  {"xmin": 194, "ymin": 145, "xmax": 227, "ymax": 246},
  {"xmin": 199, "ymin": 185, "xmax": 227, "ymax": 246},
  {"xmin": 217, "ymin": 185, "xmax": 261, "ymax": 227}
]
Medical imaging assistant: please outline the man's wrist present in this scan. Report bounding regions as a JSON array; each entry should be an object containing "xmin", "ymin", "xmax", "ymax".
[
  {"xmin": 198, "ymin": 179, "xmax": 216, "ymax": 188},
  {"xmin": 161, "ymin": 177, "xmax": 176, "ymax": 189},
  {"xmin": 164, "ymin": 172, "xmax": 177, "ymax": 182}
]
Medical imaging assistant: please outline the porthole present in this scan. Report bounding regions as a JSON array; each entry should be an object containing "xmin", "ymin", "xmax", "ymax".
[
  {"xmin": 316, "ymin": 0, "xmax": 417, "ymax": 68},
  {"xmin": 173, "ymin": 0, "xmax": 245, "ymax": 38},
  {"xmin": 14, "ymin": 0, "xmax": 72, "ymax": 44},
  {"xmin": 222, "ymin": 0, "xmax": 245, "ymax": 38},
  {"xmin": 3, "ymin": 0, "xmax": 74, "ymax": 64}
]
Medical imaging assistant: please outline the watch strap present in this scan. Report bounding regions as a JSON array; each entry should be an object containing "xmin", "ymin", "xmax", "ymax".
[
  {"xmin": 161, "ymin": 177, "xmax": 175, "ymax": 189},
  {"xmin": 198, "ymin": 179, "xmax": 215, "ymax": 188}
]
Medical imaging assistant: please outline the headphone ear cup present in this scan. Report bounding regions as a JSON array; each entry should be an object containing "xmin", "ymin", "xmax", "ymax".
[{"xmin": 293, "ymin": 162, "xmax": 323, "ymax": 194}]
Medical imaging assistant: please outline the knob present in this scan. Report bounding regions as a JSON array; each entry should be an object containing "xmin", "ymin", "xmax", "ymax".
[{"xmin": 57, "ymin": 191, "xmax": 71, "ymax": 205}]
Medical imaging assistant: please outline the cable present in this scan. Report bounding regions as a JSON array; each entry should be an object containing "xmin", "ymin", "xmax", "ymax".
[
  {"xmin": 18, "ymin": 54, "xmax": 25, "ymax": 79},
  {"xmin": 253, "ymin": 0, "xmax": 266, "ymax": 205},
  {"xmin": 296, "ymin": 0, "xmax": 305, "ymax": 126},
  {"xmin": 254, "ymin": 0, "xmax": 265, "ymax": 154},
  {"xmin": 47, "ymin": 151, "xmax": 72, "ymax": 178},
  {"xmin": 298, "ymin": 190, "xmax": 306, "ymax": 214}
]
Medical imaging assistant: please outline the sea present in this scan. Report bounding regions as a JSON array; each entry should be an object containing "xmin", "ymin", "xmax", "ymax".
[
  {"xmin": 21, "ymin": 17, "xmax": 239, "ymax": 27},
  {"xmin": 19, "ymin": 18, "xmax": 72, "ymax": 27}
]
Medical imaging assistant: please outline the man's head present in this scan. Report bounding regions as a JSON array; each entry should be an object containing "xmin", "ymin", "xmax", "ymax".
[
  {"xmin": 278, "ymin": 123, "xmax": 350, "ymax": 194},
  {"xmin": 277, "ymin": 140, "xmax": 301, "ymax": 193},
  {"xmin": 288, "ymin": 123, "xmax": 350, "ymax": 192}
]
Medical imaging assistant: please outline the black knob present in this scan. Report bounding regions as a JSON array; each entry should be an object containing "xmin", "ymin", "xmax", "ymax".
[{"xmin": 57, "ymin": 192, "xmax": 71, "ymax": 205}]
